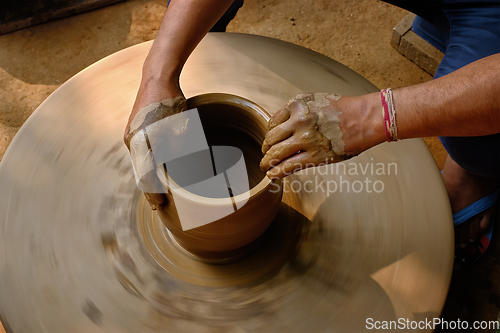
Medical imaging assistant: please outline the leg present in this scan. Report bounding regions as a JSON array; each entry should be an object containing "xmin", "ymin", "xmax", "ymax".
[
  {"xmin": 442, "ymin": 156, "xmax": 498, "ymax": 251},
  {"xmin": 413, "ymin": 3, "xmax": 500, "ymax": 264}
]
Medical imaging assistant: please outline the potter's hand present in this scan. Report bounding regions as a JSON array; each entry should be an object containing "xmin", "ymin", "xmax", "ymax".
[
  {"xmin": 124, "ymin": 77, "xmax": 186, "ymax": 210},
  {"xmin": 260, "ymin": 93, "xmax": 377, "ymax": 178}
]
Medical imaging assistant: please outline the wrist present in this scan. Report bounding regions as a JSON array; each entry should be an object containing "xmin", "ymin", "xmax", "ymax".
[
  {"xmin": 364, "ymin": 92, "xmax": 386, "ymax": 147},
  {"xmin": 139, "ymin": 56, "xmax": 183, "ymax": 99},
  {"xmin": 342, "ymin": 93, "xmax": 385, "ymax": 155},
  {"xmin": 142, "ymin": 61, "xmax": 181, "ymax": 85},
  {"xmin": 142, "ymin": 48, "xmax": 183, "ymax": 84}
]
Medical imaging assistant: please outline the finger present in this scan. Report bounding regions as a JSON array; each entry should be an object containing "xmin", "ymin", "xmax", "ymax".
[
  {"xmin": 260, "ymin": 137, "xmax": 304, "ymax": 172},
  {"xmin": 479, "ymin": 205, "xmax": 496, "ymax": 232},
  {"xmin": 144, "ymin": 192, "xmax": 167, "ymax": 211},
  {"xmin": 124, "ymin": 125, "xmax": 131, "ymax": 148},
  {"xmin": 268, "ymin": 105, "xmax": 291, "ymax": 131},
  {"xmin": 262, "ymin": 122, "xmax": 294, "ymax": 154},
  {"xmin": 266, "ymin": 151, "xmax": 319, "ymax": 178},
  {"xmin": 124, "ymin": 126, "xmax": 133, "ymax": 150},
  {"xmin": 135, "ymin": 166, "xmax": 167, "ymax": 210},
  {"xmin": 468, "ymin": 215, "xmax": 481, "ymax": 244}
]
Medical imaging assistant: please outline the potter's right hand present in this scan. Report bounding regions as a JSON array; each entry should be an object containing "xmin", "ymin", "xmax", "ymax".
[{"xmin": 124, "ymin": 76, "xmax": 187, "ymax": 210}]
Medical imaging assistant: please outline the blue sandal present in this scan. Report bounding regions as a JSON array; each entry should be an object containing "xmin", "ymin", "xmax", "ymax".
[{"xmin": 453, "ymin": 187, "xmax": 500, "ymax": 269}]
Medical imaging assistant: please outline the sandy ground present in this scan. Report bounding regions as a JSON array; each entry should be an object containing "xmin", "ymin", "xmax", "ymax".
[{"xmin": 0, "ymin": 0, "xmax": 498, "ymax": 331}]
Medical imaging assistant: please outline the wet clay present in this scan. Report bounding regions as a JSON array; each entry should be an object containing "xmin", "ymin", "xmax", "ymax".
[
  {"xmin": 261, "ymin": 93, "xmax": 354, "ymax": 175},
  {"xmin": 126, "ymin": 96, "xmax": 186, "ymax": 148},
  {"xmin": 287, "ymin": 92, "xmax": 347, "ymax": 157},
  {"xmin": 127, "ymin": 96, "xmax": 187, "ymax": 210},
  {"xmin": 301, "ymin": 93, "xmax": 345, "ymax": 155}
]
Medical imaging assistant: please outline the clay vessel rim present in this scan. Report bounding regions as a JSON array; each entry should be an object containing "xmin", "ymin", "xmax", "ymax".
[
  {"xmin": 185, "ymin": 92, "xmax": 271, "ymax": 124},
  {"xmin": 158, "ymin": 92, "xmax": 274, "ymax": 205}
]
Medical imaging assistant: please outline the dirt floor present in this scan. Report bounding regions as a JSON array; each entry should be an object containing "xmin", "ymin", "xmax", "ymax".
[{"xmin": 0, "ymin": 0, "xmax": 498, "ymax": 332}]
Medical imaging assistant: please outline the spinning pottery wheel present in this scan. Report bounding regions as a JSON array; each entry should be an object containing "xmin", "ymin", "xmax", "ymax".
[{"xmin": 0, "ymin": 33, "xmax": 454, "ymax": 332}]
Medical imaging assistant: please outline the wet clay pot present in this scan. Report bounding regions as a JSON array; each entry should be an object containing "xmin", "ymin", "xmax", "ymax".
[{"xmin": 156, "ymin": 93, "xmax": 283, "ymax": 261}]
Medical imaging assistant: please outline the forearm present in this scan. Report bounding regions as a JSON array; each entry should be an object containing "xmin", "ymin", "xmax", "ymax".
[
  {"xmin": 393, "ymin": 53, "xmax": 500, "ymax": 138},
  {"xmin": 126, "ymin": 0, "xmax": 234, "ymax": 129},
  {"xmin": 143, "ymin": 0, "xmax": 234, "ymax": 81},
  {"xmin": 344, "ymin": 54, "xmax": 500, "ymax": 155}
]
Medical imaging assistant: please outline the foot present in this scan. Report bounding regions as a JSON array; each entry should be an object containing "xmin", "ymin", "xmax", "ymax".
[{"xmin": 441, "ymin": 155, "xmax": 498, "ymax": 254}]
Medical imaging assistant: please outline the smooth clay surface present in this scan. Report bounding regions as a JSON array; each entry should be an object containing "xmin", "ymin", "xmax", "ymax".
[{"xmin": 0, "ymin": 34, "xmax": 453, "ymax": 332}]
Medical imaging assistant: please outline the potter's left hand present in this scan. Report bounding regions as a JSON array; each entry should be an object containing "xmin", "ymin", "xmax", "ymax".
[
  {"xmin": 124, "ymin": 75, "xmax": 186, "ymax": 210},
  {"xmin": 260, "ymin": 93, "xmax": 382, "ymax": 178}
]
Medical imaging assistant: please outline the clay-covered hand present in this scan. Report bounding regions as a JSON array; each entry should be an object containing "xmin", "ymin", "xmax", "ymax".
[
  {"xmin": 260, "ymin": 93, "xmax": 359, "ymax": 178},
  {"xmin": 124, "ymin": 76, "xmax": 186, "ymax": 210}
]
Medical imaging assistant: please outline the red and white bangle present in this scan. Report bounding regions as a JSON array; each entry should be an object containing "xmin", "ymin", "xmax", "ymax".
[{"xmin": 381, "ymin": 88, "xmax": 398, "ymax": 142}]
